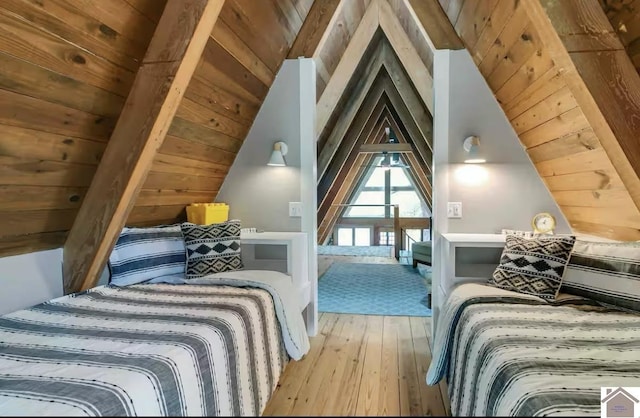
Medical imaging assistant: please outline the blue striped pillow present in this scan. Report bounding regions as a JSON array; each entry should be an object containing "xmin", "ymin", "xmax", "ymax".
[{"xmin": 108, "ymin": 225, "xmax": 186, "ymax": 286}]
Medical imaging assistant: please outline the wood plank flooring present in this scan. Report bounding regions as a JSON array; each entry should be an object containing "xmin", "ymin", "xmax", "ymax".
[{"xmin": 264, "ymin": 254, "xmax": 448, "ymax": 416}]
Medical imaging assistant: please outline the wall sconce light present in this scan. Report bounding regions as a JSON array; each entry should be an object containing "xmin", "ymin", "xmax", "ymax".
[
  {"xmin": 462, "ymin": 135, "xmax": 486, "ymax": 163},
  {"xmin": 267, "ymin": 141, "xmax": 288, "ymax": 166}
]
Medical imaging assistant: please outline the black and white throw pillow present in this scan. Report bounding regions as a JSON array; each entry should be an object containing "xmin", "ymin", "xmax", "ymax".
[
  {"xmin": 180, "ymin": 220, "xmax": 243, "ymax": 279},
  {"xmin": 488, "ymin": 234, "xmax": 576, "ymax": 300}
]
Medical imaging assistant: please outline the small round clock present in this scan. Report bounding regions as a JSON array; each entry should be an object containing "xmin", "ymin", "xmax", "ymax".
[{"xmin": 532, "ymin": 212, "xmax": 556, "ymax": 234}]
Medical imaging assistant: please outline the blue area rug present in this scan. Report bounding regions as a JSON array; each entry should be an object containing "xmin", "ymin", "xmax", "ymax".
[{"xmin": 318, "ymin": 263, "xmax": 432, "ymax": 317}]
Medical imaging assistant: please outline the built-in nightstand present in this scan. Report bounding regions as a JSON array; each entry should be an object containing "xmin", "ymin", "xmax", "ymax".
[
  {"xmin": 432, "ymin": 233, "xmax": 506, "ymax": 335},
  {"xmin": 240, "ymin": 231, "xmax": 316, "ymax": 335}
]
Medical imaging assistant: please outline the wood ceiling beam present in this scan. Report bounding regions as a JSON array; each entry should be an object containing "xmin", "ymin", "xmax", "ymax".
[
  {"xmin": 319, "ymin": 109, "xmax": 433, "ymax": 244},
  {"xmin": 359, "ymin": 143, "xmax": 414, "ymax": 153},
  {"xmin": 318, "ymin": 35, "xmax": 433, "ymax": 180},
  {"xmin": 379, "ymin": 0, "xmax": 434, "ymax": 113},
  {"xmin": 318, "ymin": 80, "xmax": 387, "ymax": 213},
  {"xmin": 287, "ymin": 0, "xmax": 344, "ymax": 59},
  {"xmin": 381, "ymin": 75, "xmax": 433, "ymax": 173},
  {"xmin": 380, "ymin": 40, "xmax": 433, "ymax": 153},
  {"xmin": 382, "ymin": 111, "xmax": 433, "ymax": 204},
  {"xmin": 63, "ymin": 0, "xmax": 225, "ymax": 294},
  {"xmin": 316, "ymin": 0, "xmax": 380, "ymax": 139},
  {"xmin": 318, "ymin": 123, "xmax": 384, "ymax": 244},
  {"xmin": 318, "ymin": 37, "xmax": 386, "ymax": 179},
  {"xmin": 523, "ymin": 0, "xmax": 640, "ymax": 214},
  {"xmin": 319, "ymin": 68, "xmax": 433, "ymax": 219},
  {"xmin": 405, "ymin": 0, "xmax": 464, "ymax": 50}
]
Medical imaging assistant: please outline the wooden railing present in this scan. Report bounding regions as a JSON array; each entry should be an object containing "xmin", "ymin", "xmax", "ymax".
[{"xmin": 330, "ymin": 203, "xmax": 431, "ymax": 260}]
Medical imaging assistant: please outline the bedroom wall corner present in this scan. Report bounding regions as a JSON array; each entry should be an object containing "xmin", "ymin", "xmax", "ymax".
[{"xmin": 0, "ymin": 248, "xmax": 63, "ymax": 315}]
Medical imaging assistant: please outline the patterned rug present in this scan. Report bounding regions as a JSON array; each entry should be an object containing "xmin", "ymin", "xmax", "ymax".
[{"xmin": 318, "ymin": 263, "xmax": 432, "ymax": 317}]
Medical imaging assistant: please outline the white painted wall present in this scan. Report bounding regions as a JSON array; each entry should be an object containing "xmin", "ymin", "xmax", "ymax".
[{"xmin": 0, "ymin": 248, "xmax": 63, "ymax": 315}]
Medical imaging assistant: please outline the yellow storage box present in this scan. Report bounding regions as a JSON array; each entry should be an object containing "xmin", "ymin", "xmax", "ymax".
[{"xmin": 186, "ymin": 203, "xmax": 229, "ymax": 225}]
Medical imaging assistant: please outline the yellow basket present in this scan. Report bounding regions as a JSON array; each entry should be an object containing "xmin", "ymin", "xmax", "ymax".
[{"xmin": 186, "ymin": 203, "xmax": 229, "ymax": 225}]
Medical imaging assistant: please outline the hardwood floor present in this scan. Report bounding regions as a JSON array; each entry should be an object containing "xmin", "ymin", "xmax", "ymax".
[{"xmin": 264, "ymin": 253, "xmax": 447, "ymax": 416}]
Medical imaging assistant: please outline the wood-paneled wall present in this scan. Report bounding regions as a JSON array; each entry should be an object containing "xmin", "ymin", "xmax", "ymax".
[
  {"xmin": 0, "ymin": 0, "xmax": 313, "ymax": 256},
  {"xmin": 441, "ymin": 0, "xmax": 640, "ymax": 240}
]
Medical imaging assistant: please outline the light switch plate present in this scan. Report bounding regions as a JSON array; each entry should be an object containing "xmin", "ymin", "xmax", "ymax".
[
  {"xmin": 447, "ymin": 202, "xmax": 462, "ymax": 218},
  {"xmin": 289, "ymin": 202, "xmax": 302, "ymax": 217}
]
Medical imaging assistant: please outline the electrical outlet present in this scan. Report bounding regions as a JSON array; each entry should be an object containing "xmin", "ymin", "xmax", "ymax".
[
  {"xmin": 289, "ymin": 202, "xmax": 302, "ymax": 217},
  {"xmin": 447, "ymin": 202, "xmax": 462, "ymax": 218}
]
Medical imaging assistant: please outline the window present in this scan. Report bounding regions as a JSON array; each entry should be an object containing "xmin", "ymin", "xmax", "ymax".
[
  {"xmin": 379, "ymin": 231, "xmax": 395, "ymax": 246},
  {"xmin": 337, "ymin": 227, "xmax": 372, "ymax": 246},
  {"xmin": 344, "ymin": 156, "xmax": 430, "ymax": 218}
]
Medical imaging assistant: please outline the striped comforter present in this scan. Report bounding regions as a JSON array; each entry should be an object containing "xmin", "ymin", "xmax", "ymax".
[
  {"xmin": 427, "ymin": 283, "xmax": 640, "ymax": 417},
  {"xmin": 0, "ymin": 283, "xmax": 290, "ymax": 416}
]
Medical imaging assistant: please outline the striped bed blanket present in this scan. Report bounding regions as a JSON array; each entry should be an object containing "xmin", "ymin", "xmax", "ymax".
[
  {"xmin": 427, "ymin": 283, "xmax": 640, "ymax": 417},
  {"xmin": 0, "ymin": 278, "xmax": 304, "ymax": 416}
]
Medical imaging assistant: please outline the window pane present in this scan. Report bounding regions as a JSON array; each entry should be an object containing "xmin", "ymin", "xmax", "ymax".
[
  {"xmin": 390, "ymin": 167, "xmax": 411, "ymax": 187},
  {"xmin": 364, "ymin": 160, "xmax": 385, "ymax": 187},
  {"xmin": 391, "ymin": 191, "xmax": 428, "ymax": 217},
  {"xmin": 345, "ymin": 191, "xmax": 385, "ymax": 217},
  {"xmin": 354, "ymin": 228, "xmax": 370, "ymax": 246},
  {"xmin": 337, "ymin": 228, "xmax": 353, "ymax": 246}
]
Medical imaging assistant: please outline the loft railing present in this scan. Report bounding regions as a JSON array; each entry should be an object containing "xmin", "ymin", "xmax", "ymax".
[{"xmin": 329, "ymin": 204, "xmax": 431, "ymax": 260}]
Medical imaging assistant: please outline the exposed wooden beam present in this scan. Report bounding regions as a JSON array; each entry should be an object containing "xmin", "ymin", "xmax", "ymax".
[
  {"xmin": 379, "ymin": 0, "xmax": 434, "ymax": 113},
  {"xmin": 380, "ymin": 40, "xmax": 433, "ymax": 153},
  {"xmin": 381, "ymin": 76, "xmax": 433, "ymax": 172},
  {"xmin": 359, "ymin": 143, "xmax": 414, "ymax": 153},
  {"xmin": 405, "ymin": 0, "xmax": 464, "ymax": 50},
  {"xmin": 318, "ymin": 37, "xmax": 386, "ymax": 178},
  {"xmin": 319, "ymin": 106, "xmax": 433, "ymax": 242},
  {"xmin": 318, "ymin": 81, "xmax": 387, "ymax": 212},
  {"xmin": 522, "ymin": 0, "xmax": 640, "ymax": 214},
  {"xmin": 63, "ymin": 0, "xmax": 225, "ymax": 294},
  {"xmin": 318, "ymin": 35, "xmax": 434, "ymax": 180},
  {"xmin": 318, "ymin": 69, "xmax": 433, "ymax": 219},
  {"xmin": 316, "ymin": 0, "xmax": 380, "ymax": 138},
  {"xmin": 287, "ymin": 0, "xmax": 344, "ymax": 59},
  {"xmin": 318, "ymin": 124, "xmax": 383, "ymax": 243},
  {"xmin": 385, "ymin": 113, "xmax": 433, "ymax": 204}
]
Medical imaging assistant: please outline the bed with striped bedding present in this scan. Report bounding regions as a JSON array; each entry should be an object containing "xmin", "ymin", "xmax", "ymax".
[
  {"xmin": 0, "ymin": 280, "xmax": 298, "ymax": 416},
  {"xmin": 427, "ymin": 283, "xmax": 640, "ymax": 417}
]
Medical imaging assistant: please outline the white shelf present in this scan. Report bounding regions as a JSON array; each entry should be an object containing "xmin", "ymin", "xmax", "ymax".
[
  {"xmin": 441, "ymin": 233, "xmax": 506, "ymax": 244},
  {"xmin": 239, "ymin": 231, "xmax": 315, "ymax": 335},
  {"xmin": 432, "ymin": 233, "xmax": 507, "ymax": 337}
]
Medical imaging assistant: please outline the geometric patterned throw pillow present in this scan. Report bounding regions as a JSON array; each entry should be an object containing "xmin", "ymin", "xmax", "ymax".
[
  {"xmin": 488, "ymin": 234, "xmax": 576, "ymax": 300},
  {"xmin": 180, "ymin": 220, "xmax": 243, "ymax": 279}
]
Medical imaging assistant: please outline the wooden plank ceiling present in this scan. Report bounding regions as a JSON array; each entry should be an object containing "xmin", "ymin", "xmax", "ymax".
[
  {"xmin": 437, "ymin": 0, "xmax": 640, "ymax": 241},
  {"xmin": 307, "ymin": 0, "xmax": 446, "ymax": 244},
  {"xmin": 0, "ymin": 0, "xmax": 313, "ymax": 258}
]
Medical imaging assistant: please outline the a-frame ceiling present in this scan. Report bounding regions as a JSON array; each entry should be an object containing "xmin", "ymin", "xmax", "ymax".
[
  {"xmin": 310, "ymin": 0, "xmax": 451, "ymax": 244},
  {"xmin": 1, "ymin": 0, "xmax": 640, "ymax": 292}
]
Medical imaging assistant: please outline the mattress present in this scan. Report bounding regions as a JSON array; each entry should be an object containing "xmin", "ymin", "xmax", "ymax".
[
  {"xmin": 427, "ymin": 283, "xmax": 640, "ymax": 417},
  {"xmin": 0, "ymin": 283, "xmax": 290, "ymax": 416}
]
